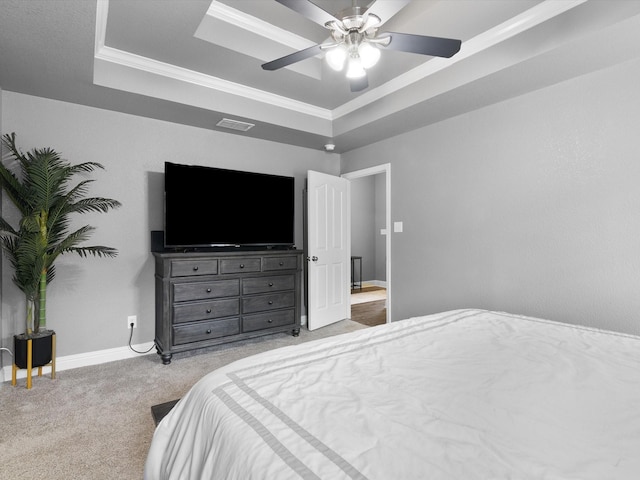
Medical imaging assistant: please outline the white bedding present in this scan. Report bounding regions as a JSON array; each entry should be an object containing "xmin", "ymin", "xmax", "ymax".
[{"xmin": 144, "ymin": 309, "xmax": 640, "ymax": 479}]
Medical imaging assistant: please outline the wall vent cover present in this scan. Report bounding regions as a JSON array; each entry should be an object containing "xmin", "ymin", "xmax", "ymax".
[{"xmin": 216, "ymin": 118, "xmax": 255, "ymax": 132}]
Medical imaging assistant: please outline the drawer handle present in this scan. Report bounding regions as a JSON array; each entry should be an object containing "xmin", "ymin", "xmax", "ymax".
[
  {"xmin": 268, "ymin": 301, "xmax": 274, "ymax": 305},
  {"xmin": 267, "ymin": 319, "xmax": 273, "ymax": 324},
  {"xmin": 206, "ymin": 288, "xmax": 212, "ymax": 293},
  {"xmin": 268, "ymin": 282, "xmax": 274, "ymax": 287},
  {"xmin": 193, "ymin": 266, "xmax": 199, "ymax": 271},
  {"xmin": 206, "ymin": 308, "xmax": 212, "ymax": 314},
  {"xmin": 206, "ymin": 329, "xmax": 212, "ymax": 334},
  {"xmin": 239, "ymin": 264, "xmax": 245, "ymax": 269},
  {"xmin": 279, "ymin": 262, "xmax": 284, "ymax": 266}
]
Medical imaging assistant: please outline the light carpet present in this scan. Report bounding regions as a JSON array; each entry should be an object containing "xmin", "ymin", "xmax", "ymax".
[{"xmin": 0, "ymin": 319, "xmax": 366, "ymax": 480}]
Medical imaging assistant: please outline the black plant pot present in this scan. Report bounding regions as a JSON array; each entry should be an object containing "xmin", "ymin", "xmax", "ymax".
[{"xmin": 14, "ymin": 331, "xmax": 55, "ymax": 369}]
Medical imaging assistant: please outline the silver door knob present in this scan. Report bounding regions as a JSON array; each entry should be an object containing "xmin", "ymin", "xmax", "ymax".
[{"xmin": 306, "ymin": 256, "xmax": 318, "ymax": 262}]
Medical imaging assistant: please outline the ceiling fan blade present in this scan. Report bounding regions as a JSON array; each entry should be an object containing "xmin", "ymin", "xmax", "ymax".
[
  {"xmin": 365, "ymin": 0, "xmax": 412, "ymax": 26},
  {"xmin": 262, "ymin": 44, "xmax": 324, "ymax": 71},
  {"xmin": 350, "ymin": 75, "xmax": 369, "ymax": 92},
  {"xmin": 275, "ymin": 0, "xmax": 339, "ymax": 27},
  {"xmin": 381, "ymin": 32, "xmax": 461, "ymax": 58}
]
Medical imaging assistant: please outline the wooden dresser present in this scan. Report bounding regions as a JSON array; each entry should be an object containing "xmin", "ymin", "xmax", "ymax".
[{"xmin": 153, "ymin": 249, "xmax": 303, "ymax": 364}]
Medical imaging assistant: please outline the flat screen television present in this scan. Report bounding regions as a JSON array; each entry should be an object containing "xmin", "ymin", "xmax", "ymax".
[{"xmin": 163, "ymin": 162, "xmax": 295, "ymax": 249}]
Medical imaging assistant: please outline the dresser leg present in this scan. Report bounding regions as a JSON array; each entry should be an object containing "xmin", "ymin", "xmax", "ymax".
[
  {"xmin": 160, "ymin": 352, "xmax": 172, "ymax": 365},
  {"xmin": 292, "ymin": 327, "xmax": 300, "ymax": 337}
]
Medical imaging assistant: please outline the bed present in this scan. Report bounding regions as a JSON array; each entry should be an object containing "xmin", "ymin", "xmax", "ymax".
[{"xmin": 144, "ymin": 309, "xmax": 640, "ymax": 479}]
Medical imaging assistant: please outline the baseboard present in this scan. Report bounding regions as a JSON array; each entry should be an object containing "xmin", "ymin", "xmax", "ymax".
[
  {"xmin": 2, "ymin": 341, "xmax": 155, "ymax": 382},
  {"xmin": 0, "ymin": 316, "xmax": 313, "ymax": 383},
  {"xmin": 2, "ymin": 314, "xmax": 312, "ymax": 384}
]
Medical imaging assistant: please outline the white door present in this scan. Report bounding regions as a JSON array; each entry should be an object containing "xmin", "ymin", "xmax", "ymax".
[{"xmin": 306, "ymin": 170, "xmax": 350, "ymax": 331}]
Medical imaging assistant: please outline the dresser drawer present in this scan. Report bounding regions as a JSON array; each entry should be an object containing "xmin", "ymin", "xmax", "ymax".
[
  {"xmin": 263, "ymin": 255, "xmax": 298, "ymax": 271},
  {"xmin": 243, "ymin": 309, "xmax": 295, "ymax": 333},
  {"xmin": 171, "ymin": 259, "xmax": 218, "ymax": 277},
  {"xmin": 173, "ymin": 298, "xmax": 239, "ymax": 324},
  {"xmin": 242, "ymin": 275, "xmax": 295, "ymax": 295},
  {"xmin": 242, "ymin": 291, "xmax": 295, "ymax": 314},
  {"xmin": 220, "ymin": 258, "xmax": 261, "ymax": 274},
  {"xmin": 173, "ymin": 279, "xmax": 239, "ymax": 302},
  {"xmin": 173, "ymin": 317, "xmax": 240, "ymax": 345}
]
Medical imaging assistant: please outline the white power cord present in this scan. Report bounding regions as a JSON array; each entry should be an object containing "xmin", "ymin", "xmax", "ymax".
[{"xmin": 0, "ymin": 347, "xmax": 13, "ymax": 357}]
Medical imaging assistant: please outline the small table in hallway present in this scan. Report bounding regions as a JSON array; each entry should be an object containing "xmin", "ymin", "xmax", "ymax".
[{"xmin": 351, "ymin": 256, "xmax": 362, "ymax": 290}]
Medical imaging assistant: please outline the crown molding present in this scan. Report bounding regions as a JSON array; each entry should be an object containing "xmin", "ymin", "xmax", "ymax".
[
  {"xmin": 333, "ymin": 0, "xmax": 589, "ymax": 120},
  {"xmin": 196, "ymin": 1, "xmax": 322, "ymax": 80},
  {"xmin": 94, "ymin": 0, "xmax": 331, "ymax": 122},
  {"xmin": 207, "ymin": 0, "xmax": 316, "ymax": 51},
  {"xmin": 94, "ymin": 0, "xmax": 589, "ymax": 138},
  {"xmin": 95, "ymin": 45, "xmax": 333, "ymax": 121},
  {"xmin": 95, "ymin": 0, "xmax": 108, "ymax": 55}
]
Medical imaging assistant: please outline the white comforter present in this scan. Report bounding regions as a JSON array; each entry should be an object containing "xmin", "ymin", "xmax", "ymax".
[{"xmin": 144, "ymin": 309, "xmax": 640, "ymax": 479}]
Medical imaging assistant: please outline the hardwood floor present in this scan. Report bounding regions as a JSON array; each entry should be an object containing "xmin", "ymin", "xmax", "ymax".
[{"xmin": 351, "ymin": 300, "xmax": 386, "ymax": 327}]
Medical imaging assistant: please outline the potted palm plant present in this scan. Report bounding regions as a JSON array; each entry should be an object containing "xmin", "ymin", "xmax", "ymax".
[{"xmin": 0, "ymin": 132, "xmax": 121, "ymax": 384}]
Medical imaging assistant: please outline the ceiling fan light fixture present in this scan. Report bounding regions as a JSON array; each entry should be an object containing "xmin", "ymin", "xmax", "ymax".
[
  {"xmin": 326, "ymin": 45, "xmax": 347, "ymax": 71},
  {"xmin": 263, "ymin": 0, "xmax": 463, "ymax": 92},
  {"xmin": 358, "ymin": 13, "xmax": 381, "ymax": 34},
  {"xmin": 358, "ymin": 41, "xmax": 380, "ymax": 69},
  {"xmin": 346, "ymin": 56, "xmax": 366, "ymax": 79}
]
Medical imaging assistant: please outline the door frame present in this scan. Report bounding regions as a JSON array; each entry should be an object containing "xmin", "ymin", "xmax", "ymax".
[{"xmin": 342, "ymin": 163, "xmax": 391, "ymax": 324}]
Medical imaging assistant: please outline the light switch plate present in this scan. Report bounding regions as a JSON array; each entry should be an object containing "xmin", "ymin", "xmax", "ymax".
[{"xmin": 394, "ymin": 221, "xmax": 403, "ymax": 233}]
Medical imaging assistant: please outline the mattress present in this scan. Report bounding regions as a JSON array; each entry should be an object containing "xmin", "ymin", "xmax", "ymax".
[{"xmin": 144, "ymin": 309, "xmax": 640, "ymax": 479}]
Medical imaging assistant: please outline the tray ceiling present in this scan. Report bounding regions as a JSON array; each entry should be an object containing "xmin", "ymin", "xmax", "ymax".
[{"xmin": 2, "ymin": 0, "xmax": 640, "ymax": 152}]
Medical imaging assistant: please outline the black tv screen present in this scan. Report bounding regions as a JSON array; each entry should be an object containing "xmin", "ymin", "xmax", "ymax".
[{"xmin": 164, "ymin": 162, "xmax": 295, "ymax": 249}]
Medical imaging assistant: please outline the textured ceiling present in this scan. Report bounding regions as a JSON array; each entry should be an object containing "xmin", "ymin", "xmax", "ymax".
[{"xmin": 2, "ymin": 0, "xmax": 640, "ymax": 152}]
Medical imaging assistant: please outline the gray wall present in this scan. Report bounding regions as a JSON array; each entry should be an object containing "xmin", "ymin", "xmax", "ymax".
[
  {"xmin": 374, "ymin": 173, "xmax": 386, "ymax": 283},
  {"xmin": 3, "ymin": 51, "xmax": 640, "ymax": 363},
  {"xmin": 350, "ymin": 174, "xmax": 387, "ymax": 285},
  {"xmin": 350, "ymin": 176, "xmax": 376, "ymax": 283},
  {"xmin": 342, "ymin": 56, "xmax": 640, "ymax": 336},
  {"xmin": 0, "ymin": 91, "xmax": 340, "ymax": 357}
]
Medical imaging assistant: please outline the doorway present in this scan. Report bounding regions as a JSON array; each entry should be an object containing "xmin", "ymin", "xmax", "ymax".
[{"xmin": 342, "ymin": 164, "xmax": 391, "ymax": 325}]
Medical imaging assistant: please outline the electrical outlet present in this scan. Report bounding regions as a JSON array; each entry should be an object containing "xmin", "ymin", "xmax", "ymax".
[{"xmin": 127, "ymin": 315, "xmax": 137, "ymax": 329}]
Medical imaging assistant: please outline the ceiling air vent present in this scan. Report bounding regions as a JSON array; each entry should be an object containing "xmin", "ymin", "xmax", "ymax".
[{"xmin": 216, "ymin": 118, "xmax": 255, "ymax": 132}]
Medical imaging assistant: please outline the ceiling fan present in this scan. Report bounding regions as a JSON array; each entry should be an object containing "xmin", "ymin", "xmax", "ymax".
[{"xmin": 262, "ymin": 0, "xmax": 462, "ymax": 92}]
